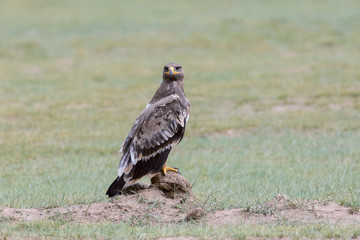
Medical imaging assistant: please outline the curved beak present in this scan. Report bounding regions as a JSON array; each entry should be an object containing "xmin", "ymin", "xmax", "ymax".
[
  {"xmin": 166, "ymin": 66, "xmax": 180, "ymax": 76},
  {"xmin": 169, "ymin": 67, "xmax": 174, "ymax": 76}
]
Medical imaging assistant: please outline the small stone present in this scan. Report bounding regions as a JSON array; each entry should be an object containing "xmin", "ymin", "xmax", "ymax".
[{"xmin": 185, "ymin": 208, "xmax": 206, "ymax": 221}]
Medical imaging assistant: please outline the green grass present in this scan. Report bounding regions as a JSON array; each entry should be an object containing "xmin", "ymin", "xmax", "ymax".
[
  {"xmin": 1, "ymin": 0, "xmax": 360, "ymax": 238},
  {"xmin": 1, "ymin": 221, "xmax": 360, "ymax": 240}
]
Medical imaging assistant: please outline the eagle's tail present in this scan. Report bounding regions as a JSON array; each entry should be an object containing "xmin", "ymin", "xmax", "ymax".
[{"xmin": 106, "ymin": 176, "xmax": 126, "ymax": 197}]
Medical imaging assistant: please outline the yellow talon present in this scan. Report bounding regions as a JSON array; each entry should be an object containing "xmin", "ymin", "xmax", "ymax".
[{"xmin": 162, "ymin": 166, "xmax": 179, "ymax": 175}]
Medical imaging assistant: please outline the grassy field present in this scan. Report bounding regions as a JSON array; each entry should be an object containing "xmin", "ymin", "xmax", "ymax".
[{"xmin": 1, "ymin": 0, "xmax": 360, "ymax": 238}]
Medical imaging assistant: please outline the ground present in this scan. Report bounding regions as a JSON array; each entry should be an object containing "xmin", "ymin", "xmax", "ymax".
[
  {"xmin": 1, "ymin": 0, "xmax": 360, "ymax": 239},
  {"xmin": 2, "ymin": 173, "xmax": 359, "ymax": 238}
]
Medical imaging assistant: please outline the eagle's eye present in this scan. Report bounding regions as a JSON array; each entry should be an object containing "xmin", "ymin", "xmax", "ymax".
[
  {"xmin": 175, "ymin": 66, "xmax": 182, "ymax": 71},
  {"xmin": 164, "ymin": 66, "xmax": 169, "ymax": 71}
]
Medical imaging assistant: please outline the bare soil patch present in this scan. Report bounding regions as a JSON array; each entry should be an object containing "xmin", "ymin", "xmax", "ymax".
[
  {"xmin": 206, "ymin": 194, "xmax": 360, "ymax": 225},
  {"xmin": 1, "ymin": 174, "xmax": 359, "ymax": 225}
]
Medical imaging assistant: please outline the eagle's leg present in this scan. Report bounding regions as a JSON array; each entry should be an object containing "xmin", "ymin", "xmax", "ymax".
[{"xmin": 161, "ymin": 163, "xmax": 180, "ymax": 175}]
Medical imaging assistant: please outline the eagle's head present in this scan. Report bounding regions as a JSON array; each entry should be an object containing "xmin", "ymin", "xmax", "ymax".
[{"xmin": 163, "ymin": 63, "xmax": 184, "ymax": 81}]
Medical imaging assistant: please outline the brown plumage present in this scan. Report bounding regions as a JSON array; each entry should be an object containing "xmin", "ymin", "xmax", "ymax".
[{"xmin": 106, "ymin": 63, "xmax": 191, "ymax": 197}]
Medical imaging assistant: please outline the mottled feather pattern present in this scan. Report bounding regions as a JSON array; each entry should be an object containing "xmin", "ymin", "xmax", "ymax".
[{"xmin": 117, "ymin": 94, "xmax": 189, "ymax": 178}]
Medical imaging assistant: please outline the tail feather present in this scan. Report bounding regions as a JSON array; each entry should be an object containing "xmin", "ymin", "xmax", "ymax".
[{"xmin": 106, "ymin": 176, "xmax": 126, "ymax": 197}]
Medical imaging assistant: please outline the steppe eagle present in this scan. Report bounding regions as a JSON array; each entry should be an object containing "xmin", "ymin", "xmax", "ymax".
[{"xmin": 106, "ymin": 63, "xmax": 191, "ymax": 197}]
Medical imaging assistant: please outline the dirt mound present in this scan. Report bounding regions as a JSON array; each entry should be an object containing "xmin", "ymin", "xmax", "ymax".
[
  {"xmin": 1, "ymin": 179, "xmax": 359, "ymax": 225},
  {"xmin": 1, "ymin": 172, "xmax": 201, "ymax": 224}
]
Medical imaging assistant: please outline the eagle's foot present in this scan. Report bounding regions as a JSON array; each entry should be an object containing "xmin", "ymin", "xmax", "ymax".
[{"xmin": 162, "ymin": 166, "xmax": 180, "ymax": 175}]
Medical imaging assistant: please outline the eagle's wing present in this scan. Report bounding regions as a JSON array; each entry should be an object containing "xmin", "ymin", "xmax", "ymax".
[{"xmin": 118, "ymin": 94, "xmax": 190, "ymax": 183}]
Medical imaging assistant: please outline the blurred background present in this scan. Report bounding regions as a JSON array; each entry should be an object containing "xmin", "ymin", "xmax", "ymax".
[{"xmin": 1, "ymin": 0, "xmax": 359, "ymax": 208}]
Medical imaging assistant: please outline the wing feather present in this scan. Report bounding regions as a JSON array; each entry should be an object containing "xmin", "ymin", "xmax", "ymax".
[{"xmin": 117, "ymin": 94, "xmax": 190, "ymax": 181}]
